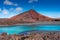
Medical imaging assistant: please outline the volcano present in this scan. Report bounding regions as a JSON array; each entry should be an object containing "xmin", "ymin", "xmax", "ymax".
[
  {"xmin": 0, "ymin": 9, "xmax": 60, "ymax": 25},
  {"xmin": 10, "ymin": 9, "xmax": 52, "ymax": 22}
]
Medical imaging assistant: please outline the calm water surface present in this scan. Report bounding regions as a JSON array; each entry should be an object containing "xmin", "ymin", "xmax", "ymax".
[{"xmin": 0, "ymin": 25, "xmax": 60, "ymax": 34}]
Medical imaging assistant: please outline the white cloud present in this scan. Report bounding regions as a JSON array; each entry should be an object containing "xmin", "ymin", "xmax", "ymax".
[
  {"xmin": 0, "ymin": 7, "xmax": 23, "ymax": 18},
  {"xmin": 4, "ymin": 0, "xmax": 18, "ymax": 6},
  {"xmin": 4, "ymin": 0, "xmax": 13, "ymax": 5},
  {"xmin": 1, "ymin": 7, "xmax": 23, "ymax": 15},
  {"xmin": 2, "ymin": 9, "xmax": 9, "ymax": 14},
  {"xmin": 7, "ymin": 7, "xmax": 23, "ymax": 18},
  {"xmin": 9, "ymin": 7, "xmax": 23, "ymax": 14},
  {"xmin": 28, "ymin": 0, "xmax": 38, "ymax": 3},
  {"xmin": 9, "ymin": 7, "xmax": 23, "ymax": 13},
  {"xmin": 15, "ymin": 7, "xmax": 23, "ymax": 11}
]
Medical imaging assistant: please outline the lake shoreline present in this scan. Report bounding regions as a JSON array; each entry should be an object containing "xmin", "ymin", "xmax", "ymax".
[
  {"xmin": 0, "ymin": 21, "xmax": 60, "ymax": 26},
  {"xmin": 0, "ymin": 22, "xmax": 60, "ymax": 26}
]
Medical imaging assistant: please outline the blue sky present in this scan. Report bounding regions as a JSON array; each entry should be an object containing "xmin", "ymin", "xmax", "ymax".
[{"xmin": 0, "ymin": 0, "xmax": 60, "ymax": 18}]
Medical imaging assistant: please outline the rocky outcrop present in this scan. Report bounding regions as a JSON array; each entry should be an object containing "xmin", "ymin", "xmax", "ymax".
[{"xmin": 0, "ymin": 31, "xmax": 60, "ymax": 40}]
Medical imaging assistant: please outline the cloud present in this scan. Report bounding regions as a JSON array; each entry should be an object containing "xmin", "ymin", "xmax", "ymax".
[
  {"xmin": 4, "ymin": 0, "xmax": 18, "ymax": 6},
  {"xmin": 1, "ymin": 7, "xmax": 23, "ymax": 15},
  {"xmin": 8, "ymin": 7, "xmax": 23, "ymax": 17},
  {"xmin": 0, "ymin": 7, "xmax": 23, "ymax": 15},
  {"xmin": 0, "ymin": 7, "xmax": 23, "ymax": 18},
  {"xmin": 28, "ymin": 0, "xmax": 38, "ymax": 3},
  {"xmin": 15, "ymin": 7, "xmax": 23, "ymax": 11},
  {"xmin": 2, "ymin": 9, "xmax": 9, "ymax": 14},
  {"xmin": 9, "ymin": 7, "xmax": 23, "ymax": 14},
  {"xmin": 4, "ymin": 0, "xmax": 13, "ymax": 5}
]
